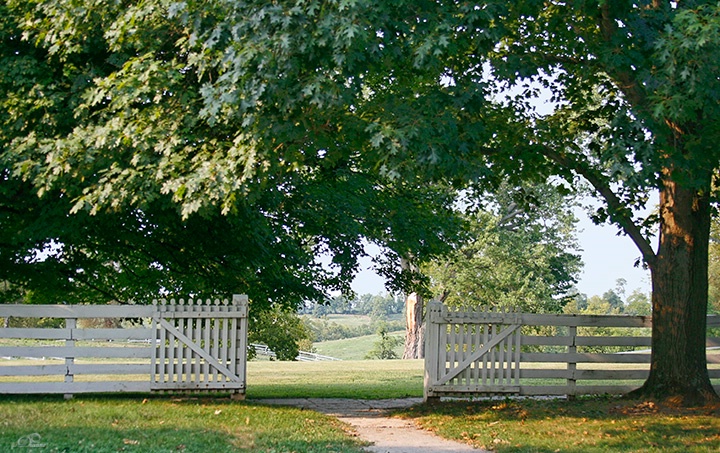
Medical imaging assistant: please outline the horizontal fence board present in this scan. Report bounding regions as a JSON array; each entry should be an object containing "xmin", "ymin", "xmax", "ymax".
[
  {"xmin": 521, "ymin": 336, "xmax": 652, "ymax": 348},
  {"xmin": 0, "ymin": 364, "xmax": 67, "ymax": 376},
  {"xmin": 0, "ymin": 381, "xmax": 151, "ymax": 394},
  {"xmin": 0, "ymin": 328, "xmax": 153, "ymax": 341},
  {"xmin": 517, "ymin": 369, "xmax": 650, "ymax": 380},
  {"xmin": 521, "ymin": 385, "xmax": 641, "ymax": 396},
  {"xmin": 71, "ymin": 328, "xmax": 153, "ymax": 341},
  {"xmin": 575, "ymin": 337, "xmax": 652, "ymax": 347},
  {"xmin": 520, "ymin": 352, "xmax": 651, "ymax": 364},
  {"xmin": 434, "ymin": 312, "xmax": 654, "ymax": 328},
  {"xmin": 0, "ymin": 346, "xmax": 152, "ymax": 359},
  {"xmin": 70, "ymin": 364, "xmax": 150, "ymax": 375},
  {"xmin": 0, "ymin": 328, "xmax": 70, "ymax": 340},
  {"xmin": 0, "ymin": 305, "xmax": 154, "ymax": 318}
]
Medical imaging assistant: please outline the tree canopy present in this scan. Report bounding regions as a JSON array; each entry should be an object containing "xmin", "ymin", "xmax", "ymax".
[{"xmin": 0, "ymin": 0, "xmax": 463, "ymax": 306}]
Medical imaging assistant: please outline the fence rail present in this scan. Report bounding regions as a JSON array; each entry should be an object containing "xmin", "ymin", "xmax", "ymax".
[
  {"xmin": 424, "ymin": 301, "xmax": 720, "ymax": 400},
  {"xmin": 250, "ymin": 343, "xmax": 341, "ymax": 362},
  {"xmin": 0, "ymin": 295, "xmax": 248, "ymax": 398}
]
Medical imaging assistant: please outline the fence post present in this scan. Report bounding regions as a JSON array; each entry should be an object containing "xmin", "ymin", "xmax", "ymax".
[
  {"xmin": 424, "ymin": 300, "xmax": 442, "ymax": 403},
  {"xmin": 567, "ymin": 325, "xmax": 577, "ymax": 400},
  {"xmin": 231, "ymin": 294, "xmax": 249, "ymax": 401},
  {"xmin": 64, "ymin": 318, "xmax": 76, "ymax": 400}
]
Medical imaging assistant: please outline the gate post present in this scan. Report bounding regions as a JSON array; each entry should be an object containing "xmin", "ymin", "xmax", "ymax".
[{"xmin": 424, "ymin": 300, "xmax": 443, "ymax": 403}]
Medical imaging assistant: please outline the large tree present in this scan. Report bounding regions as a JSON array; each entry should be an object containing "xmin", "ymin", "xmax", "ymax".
[{"xmin": 2, "ymin": 1, "xmax": 718, "ymax": 403}]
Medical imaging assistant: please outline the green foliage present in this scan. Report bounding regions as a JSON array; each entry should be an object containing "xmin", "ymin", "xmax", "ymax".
[
  {"xmin": 249, "ymin": 305, "xmax": 313, "ymax": 361},
  {"xmin": 564, "ymin": 288, "xmax": 652, "ymax": 353},
  {"xmin": 426, "ymin": 181, "xmax": 582, "ymax": 313},
  {"xmin": 0, "ymin": 0, "xmax": 465, "ymax": 306},
  {"xmin": 303, "ymin": 316, "xmax": 403, "ymax": 342},
  {"xmin": 365, "ymin": 322, "xmax": 404, "ymax": 360}
]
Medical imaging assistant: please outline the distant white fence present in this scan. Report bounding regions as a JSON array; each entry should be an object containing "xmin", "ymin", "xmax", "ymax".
[
  {"xmin": 250, "ymin": 343, "xmax": 341, "ymax": 362},
  {"xmin": 0, "ymin": 295, "xmax": 248, "ymax": 398},
  {"xmin": 424, "ymin": 301, "xmax": 720, "ymax": 401}
]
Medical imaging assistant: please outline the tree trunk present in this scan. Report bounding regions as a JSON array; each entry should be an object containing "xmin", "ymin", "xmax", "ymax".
[
  {"xmin": 402, "ymin": 292, "xmax": 424, "ymax": 359},
  {"xmin": 632, "ymin": 176, "xmax": 719, "ymax": 405}
]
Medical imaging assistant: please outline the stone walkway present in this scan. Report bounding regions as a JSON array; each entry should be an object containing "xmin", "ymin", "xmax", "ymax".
[{"xmin": 260, "ymin": 398, "xmax": 484, "ymax": 453}]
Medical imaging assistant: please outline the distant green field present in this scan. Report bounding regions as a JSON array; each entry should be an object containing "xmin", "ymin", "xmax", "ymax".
[{"xmin": 312, "ymin": 330, "xmax": 405, "ymax": 360}]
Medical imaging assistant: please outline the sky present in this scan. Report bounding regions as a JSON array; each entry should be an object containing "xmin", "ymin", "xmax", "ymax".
[{"xmin": 350, "ymin": 209, "xmax": 653, "ymax": 299}]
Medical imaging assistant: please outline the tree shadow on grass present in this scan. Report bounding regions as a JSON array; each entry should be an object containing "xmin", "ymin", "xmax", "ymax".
[
  {"xmin": 397, "ymin": 397, "xmax": 720, "ymax": 453},
  {"xmin": 0, "ymin": 393, "xmax": 367, "ymax": 453}
]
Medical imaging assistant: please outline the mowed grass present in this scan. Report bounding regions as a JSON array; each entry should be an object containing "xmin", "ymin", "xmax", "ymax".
[
  {"xmin": 0, "ymin": 394, "xmax": 366, "ymax": 453},
  {"xmin": 246, "ymin": 359, "xmax": 424, "ymax": 399},
  {"xmin": 399, "ymin": 397, "xmax": 720, "ymax": 453}
]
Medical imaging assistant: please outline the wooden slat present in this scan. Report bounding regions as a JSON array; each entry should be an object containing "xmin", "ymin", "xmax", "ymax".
[
  {"xmin": 517, "ymin": 369, "xmax": 650, "ymax": 380},
  {"xmin": 516, "ymin": 385, "xmax": 642, "ymax": 396},
  {"xmin": 0, "ymin": 346, "xmax": 152, "ymax": 358},
  {"xmin": 434, "ymin": 312, "xmax": 653, "ymax": 328},
  {"xmin": 0, "ymin": 305, "xmax": 153, "ymax": 318},
  {"xmin": 0, "ymin": 381, "xmax": 151, "ymax": 394},
  {"xmin": 71, "ymin": 328, "xmax": 152, "ymax": 341},
  {"xmin": 0, "ymin": 364, "xmax": 67, "ymax": 376},
  {"xmin": 520, "ymin": 352, "xmax": 651, "ymax": 363},
  {"xmin": 69, "ymin": 363, "xmax": 150, "ymax": 375},
  {"xmin": 436, "ymin": 323, "xmax": 519, "ymax": 386},
  {"xmin": 0, "ymin": 328, "xmax": 69, "ymax": 340},
  {"xmin": 157, "ymin": 319, "xmax": 240, "ymax": 382}
]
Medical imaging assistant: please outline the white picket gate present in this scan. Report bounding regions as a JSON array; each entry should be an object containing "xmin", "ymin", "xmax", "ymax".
[
  {"xmin": 424, "ymin": 301, "xmax": 720, "ymax": 401},
  {"xmin": 0, "ymin": 295, "xmax": 248, "ymax": 398}
]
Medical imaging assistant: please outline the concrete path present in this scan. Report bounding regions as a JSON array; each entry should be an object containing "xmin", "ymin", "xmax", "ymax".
[{"xmin": 260, "ymin": 398, "xmax": 484, "ymax": 453}]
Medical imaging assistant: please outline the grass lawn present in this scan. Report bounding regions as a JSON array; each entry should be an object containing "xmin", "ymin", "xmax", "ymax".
[
  {"xmin": 399, "ymin": 396, "xmax": 720, "ymax": 453},
  {"xmin": 246, "ymin": 359, "xmax": 423, "ymax": 399},
  {"xmin": 0, "ymin": 394, "xmax": 367, "ymax": 452}
]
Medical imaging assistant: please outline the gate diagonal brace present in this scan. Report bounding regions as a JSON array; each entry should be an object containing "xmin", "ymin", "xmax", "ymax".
[
  {"xmin": 435, "ymin": 323, "xmax": 520, "ymax": 386},
  {"xmin": 156, "ymin": 319, "xmax": 240, "ymax": 383}
]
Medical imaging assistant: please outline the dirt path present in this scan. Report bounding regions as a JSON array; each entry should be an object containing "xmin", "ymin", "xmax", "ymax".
[{"xmin": 260, "ymin": 398, "xmax": 485, "ymax": 453}]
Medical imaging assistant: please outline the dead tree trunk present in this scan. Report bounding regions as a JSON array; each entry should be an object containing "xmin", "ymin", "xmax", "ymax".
[{"xmin": 402, "ymin": 292, "xmax": 424, "ymax": 359}]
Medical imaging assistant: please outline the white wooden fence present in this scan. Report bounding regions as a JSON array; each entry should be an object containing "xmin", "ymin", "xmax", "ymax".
[
  {"xmin": 0, "ymin": 295, "xmax": 248, "ymax": 398},
  {"xmin": 424, "ymin": 301, "xmax": 720, "ymax": 401}
]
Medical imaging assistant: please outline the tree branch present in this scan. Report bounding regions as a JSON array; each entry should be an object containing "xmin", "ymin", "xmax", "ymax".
[{"xmin": 543, "ymin": 148, "xmax": 657, "ymax": 267}]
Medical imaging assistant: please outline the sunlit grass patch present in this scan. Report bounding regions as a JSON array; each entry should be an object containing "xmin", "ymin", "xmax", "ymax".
[{"xmin": 399, "ymin": 396, "xmax": 720, "ymax": 452}]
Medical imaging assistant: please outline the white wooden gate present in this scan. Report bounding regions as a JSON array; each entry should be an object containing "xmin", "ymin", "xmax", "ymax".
[
  {"xmin": 424, "ymin": 301, "xmax": 521, "ymax": 400},
  {"xmin": 151, "ymin": 295, "xmax": 248, "ymax": 393}
]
